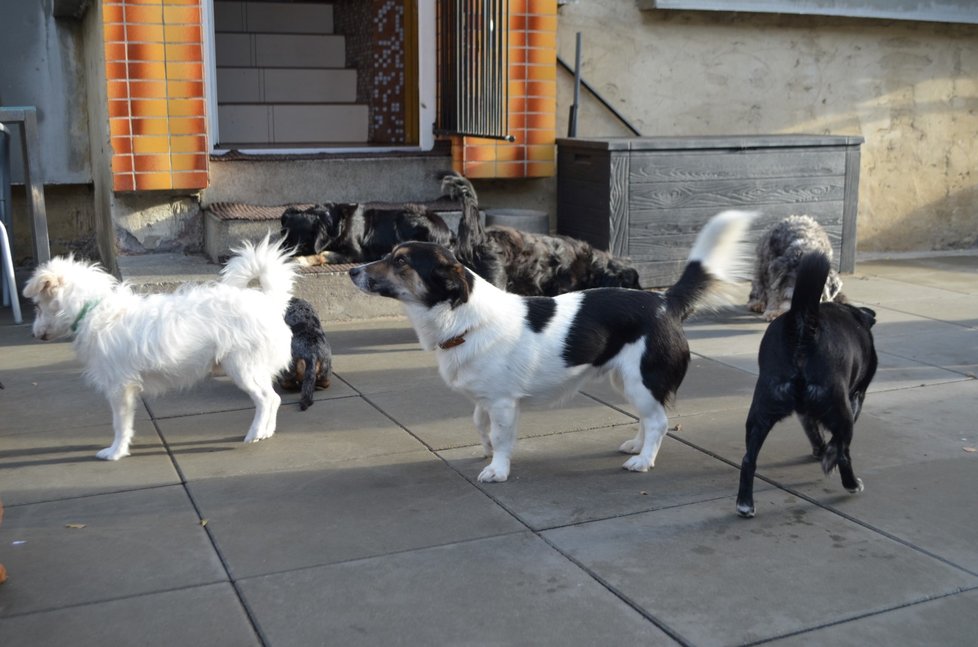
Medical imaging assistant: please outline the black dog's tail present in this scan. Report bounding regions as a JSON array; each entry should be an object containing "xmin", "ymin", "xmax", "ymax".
[{"xmin": 787, "ymin": 252, "xmax": 831, "ymax": 357}]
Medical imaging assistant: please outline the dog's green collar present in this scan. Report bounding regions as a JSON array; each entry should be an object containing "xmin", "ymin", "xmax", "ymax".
[{"xmin": 71, "ymin": 299, "xmax": 101, "ymax": 334}]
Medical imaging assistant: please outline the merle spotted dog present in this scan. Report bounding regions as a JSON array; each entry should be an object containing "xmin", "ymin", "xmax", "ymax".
[
  {"xmin": 748, "ymin": 215, "xmax": 844, "ymax": 321},
  {"xmin": 442, "ymin": 173, "xmax": 641, "ymax": 296}
]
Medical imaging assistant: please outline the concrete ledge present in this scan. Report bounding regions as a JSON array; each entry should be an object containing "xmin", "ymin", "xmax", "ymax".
[{"xmin": 118, "ymin": 252, "xmax": 402, "ymax": 322}]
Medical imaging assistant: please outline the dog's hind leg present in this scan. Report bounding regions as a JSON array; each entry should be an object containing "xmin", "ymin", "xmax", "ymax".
[
  {"xmin": 225, "ymin": 361, "xmax": 282, "ymax": 443},
  {"xmin": 737, "ymin": 386, "xmax": 793, "ymax": 517},
  {"xmin": 799, "ymin": 414, "xmax": 826, "ymax": 459},
  {"xmin": 97, "ymin": 384, "xmax": 140, "ymax": 460},
  {"xmin": 820, "ymin": 404, "xmax": 863, "ymax": 494},
  {"xmin": 620, "ymin": 386, "xmax": 669, "ymax": 473},
  {"xmin": 477, "ymin": 399, "xmax": 519, "ymax": 483}
]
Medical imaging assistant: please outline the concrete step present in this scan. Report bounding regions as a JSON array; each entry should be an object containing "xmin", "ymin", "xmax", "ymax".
[
  {"xmin": 117, "ymin": 252, "xmax": 403, "ymax": 323},
  {"xmin": 214, "ymin": 1, "xmax": 335, "ymax": 34},
  {"xmin": 217, "ymin": 103, "xmax": 369, "ymax": 145},
  {"xmin": 215, "ymin": 33, "xmax": 346, "ymax": 68},
  {"xmin": 217, "ymin": 68, "xmax": 358, "ymax": 104}
]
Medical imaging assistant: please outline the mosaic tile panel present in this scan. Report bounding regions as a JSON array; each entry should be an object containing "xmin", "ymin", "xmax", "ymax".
[{"xmin": 103, "ymin": 0, "xmax": 209, "ymax": 192}]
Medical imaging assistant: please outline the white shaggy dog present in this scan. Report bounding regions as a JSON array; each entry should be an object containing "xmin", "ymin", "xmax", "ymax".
[
  {"xmin": 350, "ymin": 210, "xmax": 755, "ymax": 482},
  {"xmin": 23, "ymin": 235, "xmax": 295, "ymax": 460}
]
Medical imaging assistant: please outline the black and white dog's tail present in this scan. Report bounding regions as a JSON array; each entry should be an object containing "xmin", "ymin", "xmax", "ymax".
[{"xmin": 666, "ymin": 210, "xmax": 756, "ymax": 321}]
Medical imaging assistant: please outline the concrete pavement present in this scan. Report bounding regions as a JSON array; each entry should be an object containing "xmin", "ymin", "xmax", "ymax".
[{"xmin": 1, "ymin": 254, "xmax": 976, "ymax": 646}]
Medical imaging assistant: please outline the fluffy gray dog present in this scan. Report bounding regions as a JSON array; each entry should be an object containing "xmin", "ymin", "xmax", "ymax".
[{"xmin": 747, "ymin": 215, "xmax": 844, "ymax": 320}]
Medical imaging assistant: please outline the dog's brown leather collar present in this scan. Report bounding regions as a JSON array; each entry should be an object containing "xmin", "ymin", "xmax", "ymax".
[{"xmin": 438, "ymin": 333, "xmax": 467, "ymax": 350}]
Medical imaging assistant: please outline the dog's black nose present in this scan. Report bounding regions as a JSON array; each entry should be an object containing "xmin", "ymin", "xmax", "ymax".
[{"xmin": 349, "ymin": 266, "xmax": 362, "ymax": 280}]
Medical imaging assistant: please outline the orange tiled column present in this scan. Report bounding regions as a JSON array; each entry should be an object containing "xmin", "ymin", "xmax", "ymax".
[
  {"xmin": 104, "ymin": 0, "xmax": 209, "ymax": 192},
  {"xmin": 454, "ymin": 0, "xmax": 557, "ymax": 179}
]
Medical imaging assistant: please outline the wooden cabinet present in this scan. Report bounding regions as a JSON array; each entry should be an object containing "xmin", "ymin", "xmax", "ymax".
[{"xmin": 556, "ymin": 135, "xmax": 863, "ymax": 286}]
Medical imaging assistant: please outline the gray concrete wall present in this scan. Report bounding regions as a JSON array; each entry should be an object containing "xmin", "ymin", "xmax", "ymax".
[
  {"xmin": 556, "ymin": 2, "xmax": 978, "ymax": 252},
  {"xmin": 0, "ymin": 2, "xmax": 92, "ymax": 185}
]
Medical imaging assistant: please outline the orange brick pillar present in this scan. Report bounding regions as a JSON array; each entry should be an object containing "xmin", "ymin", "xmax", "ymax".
[
  {"xmin": 103, "ymin": 0, "xmax": 209, "ymax": 192},
  {"xmin": 453, "ymin": 0, "xmax": 557, "ymax": 179}
]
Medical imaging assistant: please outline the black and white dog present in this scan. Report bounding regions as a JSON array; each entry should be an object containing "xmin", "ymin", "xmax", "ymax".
[
  {"xmin": 747, "ymin": 215, "xmax": 844, "ymax": 320},
  {"xmin": 737, "ymin": 252, "xmax": 878, "ymax": 518},
  {"xmin": 350, "ymin": 210, "xmax": 755, "ymax": 482},
  {"xmin": 278, "ymin": 297, "xmax": 332, "ymax": 411},
  {"xmin": 280, "ymin": 202, "xmax": 454, "ymax": 265},
  {"xmin": 442, "ymin": 173, "xmax": 641, "ymax": 296}
]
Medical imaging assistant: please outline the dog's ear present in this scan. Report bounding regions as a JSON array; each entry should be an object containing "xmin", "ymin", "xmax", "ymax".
[
  {"xmin": 431, "ymin": 262, "xmax": 472, "ymax": 309},
  {"xmin": 23, "ymin": 269, "xmax": 63, "ymax": 300},
  {"xmin": 281, "ymin": 206, "xmax": 301, "ymax": 227},
  {"xmin": 856, "ymin": 306, "xmax": 877, "ymax": 328}
]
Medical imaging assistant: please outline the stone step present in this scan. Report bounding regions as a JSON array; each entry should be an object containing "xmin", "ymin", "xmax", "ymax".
[
  {"xmin": 217, "ymin": 68, "xmax": 358, "ymax": 104},
  {"xmin": 214, "ymin": 1, "xmax": 335, "ymax": 34},
  {"xmin": 217, "ymin": 103, "xmax": 369, "ymax": 145},
  {"xmin": 215, "ymin": 33, "xmax": 346, "ymax": 68}
]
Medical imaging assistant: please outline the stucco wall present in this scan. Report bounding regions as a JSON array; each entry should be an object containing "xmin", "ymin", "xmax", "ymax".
[{"xmin": 555, "ymin": 2, "xmax": 978, "ymax": 252}]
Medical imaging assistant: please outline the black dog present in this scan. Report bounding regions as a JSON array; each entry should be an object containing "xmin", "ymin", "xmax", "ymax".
[
  {"xmin": 737, "ymin": 252, "xmax": 878, "ymax": 518},
  {"xmin": 441, "ymin": 173, "xmax": 641, "ymax": 296},
  {"xmin": 278, "ymin": 297, "xmax": 332, "ymax": 411},
  {"xmin": 280, "ymin": 202, "xmax": 454, "ymax": 265}
]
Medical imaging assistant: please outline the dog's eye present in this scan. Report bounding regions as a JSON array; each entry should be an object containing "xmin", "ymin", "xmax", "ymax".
[{"xmin": 393, "ymin": 256, "xmax": 407, "ymax": 268}]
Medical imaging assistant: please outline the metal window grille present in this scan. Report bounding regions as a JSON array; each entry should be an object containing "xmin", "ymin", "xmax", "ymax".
[{"xmin": 437, "ymin": 0, "xmax": 512, "ymax": 141}]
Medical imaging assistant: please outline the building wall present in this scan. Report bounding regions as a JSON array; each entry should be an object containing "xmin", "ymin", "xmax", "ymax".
[{"xmin": 555, "ymin": 2, "xmax": 978, "ymax": 252}]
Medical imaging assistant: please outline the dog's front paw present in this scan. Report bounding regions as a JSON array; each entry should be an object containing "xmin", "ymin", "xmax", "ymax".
[
  {"xmin": 477, "ymin": 463, "xmax": 509, "ymax": 483},
  {"xmin": 96, "ymin": 446, "xmax": 129, "ymax": 461},
  {"xmin": 622, "ymin": 456, "xmax": 652, "ymax": 472},
  {"xmin": 846, "ymin": 478, "xmax": 865, "ymax": 494},
  {"xmin": 618, "ymin": 438, "xmax": 642, "ymax": 454}
]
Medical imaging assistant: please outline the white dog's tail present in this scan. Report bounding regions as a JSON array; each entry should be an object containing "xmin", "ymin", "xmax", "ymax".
[
  {"xmin": 221, "ymin": 233, "xmax": 296, "ymax": 311},
  {"xmin": 666, "ymin": 210, "xmax": 756, "ymax": 321}
]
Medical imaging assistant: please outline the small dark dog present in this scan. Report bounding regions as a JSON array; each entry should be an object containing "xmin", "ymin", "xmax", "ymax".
[
  {"xmin": 278, "ymin": 297, "xmax": 332, "ymax": 411},
  {"xmin": 280, "ymin": 202, "xmax": 454, "ymax": 266},
  {"xmin": 442, "ymin": 173, "xmax": 641, "ymax": 296},
  {"xmin": 748, "ymin": 215, "xmax": 844, "ymax": 320},
  {"xmin": 737, "ymin": 252, "xmax": 878, "ymax": 518}
]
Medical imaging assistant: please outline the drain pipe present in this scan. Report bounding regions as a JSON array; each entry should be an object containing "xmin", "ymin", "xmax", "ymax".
[{"xmin": 567, "ymin": 32, "xmax": 582, "ymax": 137}]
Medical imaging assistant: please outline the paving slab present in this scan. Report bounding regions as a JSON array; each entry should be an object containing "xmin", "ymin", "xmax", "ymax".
[
  {"xmin": 142, "ymin": 371, "xmax": 357, "ymax": 419},
  {"xmin": 186, "ymin": 450, "xmax": 525, "ymax": 578},
  {"xmin": 0, "ymin": 486, "xmax": 224, "ymax": 617},
  {"xmin": 439, "ymin": 425, "xmax": 754, "ymax": 530},
  {"xmin": 543, "ymin": 495, "xmax": 978, "ymax": 647},
  {"xmin": 0, "ymin": 363, "xmax": 151, "ymax": 435},
  {"xmin": 156, "ymin": 395, "xmax": 425, "ymax": 480},
  {"xmin": 369, "ymin": 381, "xmax": 635, "ymax": 451},
  {"xmin": 0, "ymin": 583, "xmax": 259, "ymax": 647},
  {"xmin": 238, "ymin": 532, "xmax": 674, "ymax": 646},
  {"xmin": 766, "ymin": 588, "xmax": 978, "ymax": 646},
  {"xmin": 583, "ymin": 355, "xmax": 758, "ymax": 419},
  {"xmin": 0, "ymin": 418, "xmax": 178, "ymax": 506}
]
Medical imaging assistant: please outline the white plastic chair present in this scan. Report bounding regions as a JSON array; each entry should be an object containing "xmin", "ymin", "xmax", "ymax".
[{"xmin": 0, "ymin": 220, "xmax": 22, "ymax": 324}]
